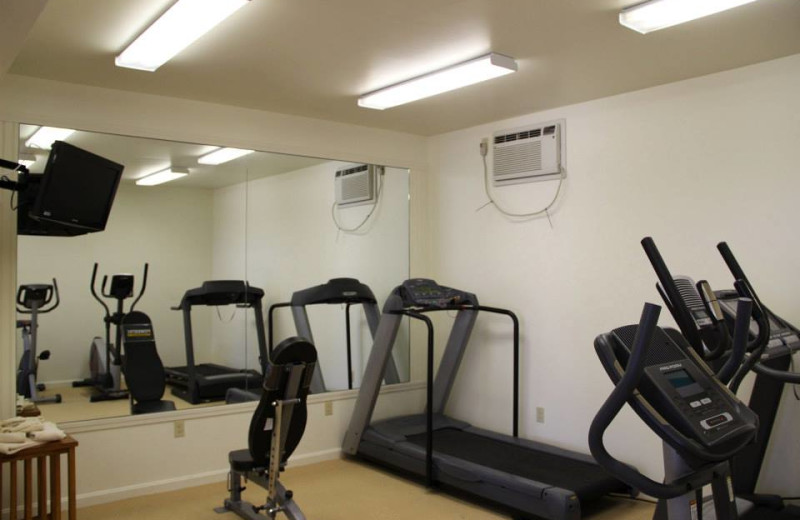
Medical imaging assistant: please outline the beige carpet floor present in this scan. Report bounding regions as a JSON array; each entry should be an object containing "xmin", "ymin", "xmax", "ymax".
[{"xmin": 77, "ymin": 458, "xmax": 655, "ymax": 520}]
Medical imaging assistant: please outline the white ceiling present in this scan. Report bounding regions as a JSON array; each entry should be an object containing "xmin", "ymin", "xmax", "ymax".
[{"xmin": 4, "ymin": 0, "xmax": 800, "ymax": 137}]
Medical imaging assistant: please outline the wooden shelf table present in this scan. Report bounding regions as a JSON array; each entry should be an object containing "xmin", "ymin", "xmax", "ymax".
[{"xmin": 0, "ymin": 436, "xmax": 78, "ymax": 520}]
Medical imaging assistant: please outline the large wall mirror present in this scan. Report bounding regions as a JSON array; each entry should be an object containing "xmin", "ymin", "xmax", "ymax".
[{"xmin": 14, "ymin": 124, "xmax": 410, "ymax": 423}]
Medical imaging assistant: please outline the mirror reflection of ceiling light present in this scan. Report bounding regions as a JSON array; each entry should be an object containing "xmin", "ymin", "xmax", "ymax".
[
  {"xmin": 358, "ymin": 53, "xmax": 518, "ymax": 110},
  {"xmin": 17, "ymin": 153, "xmax": 37, "ymax": 168},
  {"xmin": 197, "ymin": 147, "xmax": 254, "ymax": 165},
  {"xmin": 116, "ymin": 0, "xmax": 250, "ymax": 71},
  {"xmin": 619, "ymin": 0, "xmax": 761, "ymax": 34},
  {"xmin": 136, "ymin": 167, "xmax": 189, "ymax": 186},
  {"xmin": 25, "ymin": 127, "xmax": 75, "ymax": 149}
]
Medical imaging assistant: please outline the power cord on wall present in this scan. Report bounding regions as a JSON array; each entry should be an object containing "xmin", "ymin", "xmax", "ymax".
[
  {"xmin": 478, "ymin": 138, "xmax": 564, "ymax": 224},
  {"xmin": 331, "ymin": 168, "xmax": 384, "ymax": 233},
  {"xmin": 1, "ymin": 161, "xmax": 26, "ymax": 210}
]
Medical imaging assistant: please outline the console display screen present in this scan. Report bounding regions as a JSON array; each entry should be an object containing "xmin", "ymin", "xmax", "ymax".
[{"xmin": 665, "ymin": 369, "xmax": 695, "ymax": 389}]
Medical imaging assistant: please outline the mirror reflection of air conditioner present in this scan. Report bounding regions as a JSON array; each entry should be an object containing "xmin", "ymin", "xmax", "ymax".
[
  {"xmin": 492, "ymin": 120, "xmax": 565, "ymax": 186},
  {"xmin": 335, "ymin": 164, "xmax": 380, "ymax": 207}
]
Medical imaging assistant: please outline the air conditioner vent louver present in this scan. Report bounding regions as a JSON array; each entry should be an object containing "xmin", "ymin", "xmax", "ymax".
[
  {"xmin": 492, "ymin": 120, "xmax": 564, "ymax": 186},
  {"xmin": 335, "ymin": 164, "xmax": 379, "ymax": 207}
]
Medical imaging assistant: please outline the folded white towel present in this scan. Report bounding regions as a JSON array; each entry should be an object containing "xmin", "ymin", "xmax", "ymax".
[
  {"xmin": 0, "ymin": 418, "xmax": 65, "ymax": 454},
  {"xmin": 0, "ymin": 438, "xmax": 41, "ymax": 455},
  {"xmin": 0, "ymin": 416, "xmax": 45, "ymax": 433},
  {"xmin": 0, "ymin": 432, "xmax": 26, "ymax": 443},
  {"xmin": 28, "ymin": 422, "xmax": 66, "ymax": 442}
]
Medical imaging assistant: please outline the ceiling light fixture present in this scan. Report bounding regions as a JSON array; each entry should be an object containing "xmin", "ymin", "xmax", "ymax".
[
  {"xmin": 197, "ymin": 147, "xmax": 254, "ymax": 165},
  {"xmin": 358, "ymin": 53, "xmax": 518, "ymax": 110},
  {"xmin": 116, "ymin": 0, "xmax": 249, "ymax": 71},
  {"xmin": 136, "ymin": 167, "xmax": 189, "ymax": 186},
  {"xmin": 25, "ymin": 127, "xmax": 75, "ymax": 149},
  {"xmin": 619, "ymin": 0, "xmax": 761, "ymax": 34}
]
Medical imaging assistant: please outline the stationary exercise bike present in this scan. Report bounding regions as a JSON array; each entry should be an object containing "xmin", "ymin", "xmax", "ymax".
[
  {"xmin": 16, "ymin": 279, "xmax": 62, "ymax": 404},
  {"xmin": 73, "ymin": 263, "xmax": 148, "ymax": 402}
]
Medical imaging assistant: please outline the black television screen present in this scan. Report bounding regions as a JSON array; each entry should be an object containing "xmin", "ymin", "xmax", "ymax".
[
  {"xmin": 30, "ymin": 141, "xmax": 124, "ymax": 232},
  {"xmin": 17, "ymin": 174, "xmax": 89, "ymax": 236}
]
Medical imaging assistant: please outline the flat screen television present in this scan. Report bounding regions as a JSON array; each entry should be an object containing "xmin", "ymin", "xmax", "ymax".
[
  {"xmin": 17, "ymin": 174, "xmax": 90, "ymax": 236},
  {"xmin": 29, "ymin": 141, "xmax": 124, "ymax": 233}
]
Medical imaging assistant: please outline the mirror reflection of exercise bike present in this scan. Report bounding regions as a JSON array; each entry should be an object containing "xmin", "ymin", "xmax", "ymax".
[
  {"xmin": 73, "ymin": 263, "xmax": 147, "ymax": 402},
  {"xmin": 16, "ymin": 279, "xmax": 62, "ymax": 404}
]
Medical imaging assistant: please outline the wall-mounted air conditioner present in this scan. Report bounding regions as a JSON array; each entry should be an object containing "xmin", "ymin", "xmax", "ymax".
[
  {"xmin": 492, "ymin": 120, "xmax": 565, "ymax": 186},
  {"xmin": 335, "ymin": 164, "xmax": 380, "ymax": 207}
]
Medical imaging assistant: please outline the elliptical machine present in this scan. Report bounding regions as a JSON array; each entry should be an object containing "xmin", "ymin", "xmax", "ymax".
[
  {"xmin": 73, "ymin": 263, "xmax": 148, "ymax": 402},
  {"xmin": 590, "ymin": 301, "xmax": 760, "ymax": 520},
  {"xmin": 16, "ymin": 279, "xmax": 62, "ymax": 404}
]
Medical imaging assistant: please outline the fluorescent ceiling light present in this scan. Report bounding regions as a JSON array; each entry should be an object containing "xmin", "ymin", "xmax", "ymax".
[
  {"xmin": 136, "ymin": 167, "xmax": 189, "ymax": 186},
  {"xmin": 620, "ymin": 0, "xmax": 760, "ymax": 34},
  {"xmin": 116, "ymin": 0, "xmax": 249, "ymax": 71},
  {"xmin": 197, "ymin": 147, "xmax": 254, "ymax": 165},
  {"xmin": 25, "ymin": 127, "xmax": 75, "ymax": 149},
  {"xmin": 358, "ymin": 53, "xmax": 518, "ymax": 110}
]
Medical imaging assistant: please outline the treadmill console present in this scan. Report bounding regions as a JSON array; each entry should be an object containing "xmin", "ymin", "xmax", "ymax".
[
  {"xmin": 599, "ymin": 325, "xmax": 757, "ymax": 450},
  {"xmin": 398, "ymin": 279, "xmax": 477, "ymax": 309},
  {"xmin": 716, "ymin": 290, "xmax": 800, "ymax": 356}
]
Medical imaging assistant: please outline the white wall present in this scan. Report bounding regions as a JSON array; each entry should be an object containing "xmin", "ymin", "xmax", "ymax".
[
  {"xmin": 426, "ymin": 53, "xmax": 800, "ymax": 493},
  {"xmin": 210, "ymin": 162, "xmax": 410, "ymax": 390},
  {"xmin": 16, "ymin": 183, "xmax": 215, "ymax": 382}
]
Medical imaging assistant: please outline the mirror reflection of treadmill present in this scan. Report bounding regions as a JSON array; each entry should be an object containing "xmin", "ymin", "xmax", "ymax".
[
  {"xmin": 165, "ymin": 281, "xmax": 267, "ymax": 404},
  {"xmin": 270, "ymin": 278, "xmax": 398, "ymax": 393},
  {"xmin": 343, "ymin": 279, "xmax": 631, "ymax": 520}
]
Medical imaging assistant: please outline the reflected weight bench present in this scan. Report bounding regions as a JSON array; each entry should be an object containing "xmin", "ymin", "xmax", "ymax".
[{"xmin": 216, "ymin": 337, "xmax": 317, "ymax": 520}]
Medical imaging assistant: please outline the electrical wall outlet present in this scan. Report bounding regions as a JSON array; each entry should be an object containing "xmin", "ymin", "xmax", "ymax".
[
  {"xmin": 536, "ymin": 407, "xmax": 545, "ymax": 424},
  {"xmin": 174, "ymin": 420, "xmax": 185, "ymax": 438},
  {"xmin": 324, "ymin": 401, "xmax": 333, "ymax": 416}
]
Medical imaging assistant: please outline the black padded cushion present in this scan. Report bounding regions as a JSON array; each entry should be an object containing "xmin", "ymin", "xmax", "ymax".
[
  {"xmin": 122, "ymin": 311, "xmax": 175, "ymax": 413},
  {"xmin": 247, "ymin": 337, "xmax": 317, "ymax": 468},
  {"xmin": 229, "ymin": 448, "xmax": 256, "ymax": 472}
]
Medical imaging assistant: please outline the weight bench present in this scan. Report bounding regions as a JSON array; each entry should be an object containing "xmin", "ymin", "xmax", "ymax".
[{"xmin": 216, "ymin": 337, "xmax": 317, "ymax": 520}]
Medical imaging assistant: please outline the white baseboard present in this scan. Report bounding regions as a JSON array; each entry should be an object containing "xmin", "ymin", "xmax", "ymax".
[{"xmin": 72, "ymin": 447, "xmax": 342, "ymax": 510}]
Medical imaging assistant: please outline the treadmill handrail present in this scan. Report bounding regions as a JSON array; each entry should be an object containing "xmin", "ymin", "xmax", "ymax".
[{"xmin": 391, "ymin": 303, "xmax": 520, "ymax": 488}]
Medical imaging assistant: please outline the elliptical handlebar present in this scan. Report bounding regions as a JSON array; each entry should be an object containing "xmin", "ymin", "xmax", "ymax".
[
  {"xmin": 91, "ymin": 262, "xmax": 149, "ymax": 316},
  {"xmin": 641, "ymin": 237, "xmax": 705, "ymax": 353},
  {"xmin": 589, "ymin": 302, "xmax": 759, "ymax": 499},
  {"xmin": 717, "ymin": 298, "xmax": 753, "ymax": 386},
  {"xmin": 588, "ymin": 303, "xmax": 694, "ymax": 499},
  {"xmin": 129, "ymin": 263, "xmax": 149, "ymax": 314},
  {"xmin": 90, "ymin": 263, "xmax": 111, "ymax": 318}
]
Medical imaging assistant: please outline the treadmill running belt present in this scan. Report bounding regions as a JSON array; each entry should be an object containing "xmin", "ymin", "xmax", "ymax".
[{"xmin": 406, "ymin": 428, "xmax": 627, "ymax": 501}]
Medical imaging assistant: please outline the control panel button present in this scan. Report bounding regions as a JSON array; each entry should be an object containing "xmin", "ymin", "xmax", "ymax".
[
  {"xmin": 690, "ymin": 401, "xmax": 702, "ymax": 408},
  {"xmin": 701, "ymin": 412, "xmax": 733, "ymax": 430},
  {"xmin": 700, "ymin": 397, "xmax": 712, "ymax": 405}
]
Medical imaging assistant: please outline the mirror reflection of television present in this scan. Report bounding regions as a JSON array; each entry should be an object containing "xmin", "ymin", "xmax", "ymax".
[
  {"xmin": 17, "ymin": 174, "xmax": 90, "ymax": 236},
  {"xmin": 29, "ymin": 141, "xmax": 124, "ymax": 233}
]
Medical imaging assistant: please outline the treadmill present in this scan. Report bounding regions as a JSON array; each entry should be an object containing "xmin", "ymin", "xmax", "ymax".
[
  {"xmin": 343, "ymin": 279, "xmax": 632, "ymax": 520},
  {"xmin": 268, "ymin": 278, "xmax": 400, "ymax": 393},
  {"xmin": 165, "ymin": 280, "xmax": 267, "ymax": 404}
]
